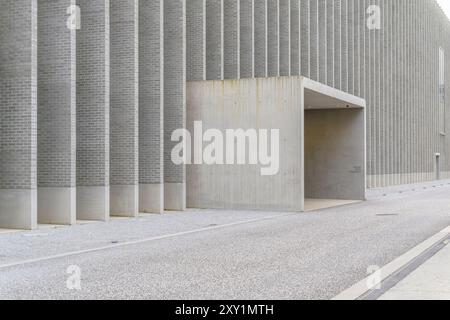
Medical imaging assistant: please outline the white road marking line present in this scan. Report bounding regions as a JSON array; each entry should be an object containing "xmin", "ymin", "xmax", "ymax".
[
  {"xmin": 0, "ymin": 212, "xmax": 298, "ymax": 270},
  {"xmin": 332, "ymin": 226, "xmax": 450, "ymax": 300}
]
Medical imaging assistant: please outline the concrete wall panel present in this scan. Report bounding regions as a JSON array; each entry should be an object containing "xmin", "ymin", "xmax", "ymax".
[
  {"xmin": 187, "ymin": 77, "xmax": 304, "ymax": 211},
  {"xmin": 304, "ymin": 109, "xmax": 365, "ymax": 200}
]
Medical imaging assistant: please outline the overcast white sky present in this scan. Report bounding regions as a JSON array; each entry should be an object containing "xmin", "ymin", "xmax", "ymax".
[{"xmin": 437, "ymin": 0, "xmax": 450, "ymax": 20}]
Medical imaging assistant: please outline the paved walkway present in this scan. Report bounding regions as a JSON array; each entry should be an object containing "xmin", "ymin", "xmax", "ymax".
[
  {"xmin": 0, "ymin": 180, "xmax": 449, "ymax": 299},
  {"xmin": 379, "ymin": 238, "xmax": 450, "ymax": 300}
]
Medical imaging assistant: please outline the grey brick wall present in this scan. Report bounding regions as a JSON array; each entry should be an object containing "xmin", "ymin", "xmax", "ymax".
[
  {"xmin": 187, "ymin": 0, "xmax": 205, "ymax": 81},
  {"xmin": 3, "ymin": 0, "xmax": 450, "ymax": 214},
  {"xmin": 76, "ymin": 0, "xmax": 110, "ymax": 187},
  {"xmin": 334, "ymin": 0, "xmax": 342, "ymax": 90},
  {"xmin": 139, "ymin": 0, "xmax": 164, "ymax": 185},
  {"xmin": 164, "ymin": 0, "xmax": 186, "ymax": 184},
  {"xmin": 326, "ymin": 0, "xmax": 334, "ymax": 87},
  {"xmin": 300, "ymin": 0, "xmax": 309, "ymax": 77},
  {"xmin": 279, "ymin": 0, "xmax": 290, "ymax": 76},
  {"xmin": 206, "ymin": 0, "xmax": 223, "ymax": 80},
  {"xmin": 290, "ymin": 0, "xmax": 300, "ymax": 76},
  {"xmin": 110, "ymin": 0, "xmax": 138, "ymax": 186},
  {"xmin": 267, "ymin": 0, "xmax": 279, "ymax": 77},
  {"xmin": 318, "ymin": 0, "xmax": 327, "ymax": 84},
  {"xmin": 223, "ymin": 0, "xmax": 239, "ymax": 79},
  {"xmin": 340, "ymin": 0, "xmax": 348, "ymax": 92},
  {"xmin": 0, "ymin": 0, "xmax": 37, "ymax": 190},
  {"xmin": 254, "ymin": 0, "xmax": 267, "ymax": 78},
  {"xmin": 240, "ymin": 0, "xmax": 254, "ymax": 78},
  {"xmin": 37, "ymin": 0, "xmax": 76, "ymax": 189}
]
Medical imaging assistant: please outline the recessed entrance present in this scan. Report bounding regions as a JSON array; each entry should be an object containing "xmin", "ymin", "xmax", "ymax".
[{"xmin": 303, "ymin": 79, "xmax": 366, "ymax": 211}]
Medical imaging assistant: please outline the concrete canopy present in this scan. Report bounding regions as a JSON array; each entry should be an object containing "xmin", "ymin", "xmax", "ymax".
[{"xmin": 187, "ymin": 76, "xmax": 366, "ymax": 212}]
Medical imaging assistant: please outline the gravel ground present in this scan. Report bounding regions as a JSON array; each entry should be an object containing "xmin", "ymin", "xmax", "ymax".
[{"xmin": 0, "ymin": 181, "xmax": 449, "ymax": 300}]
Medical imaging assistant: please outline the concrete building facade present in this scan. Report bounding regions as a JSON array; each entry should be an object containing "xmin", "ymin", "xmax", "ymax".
[{"xmin": 1, "ymin": 0, "xmax": 450, "ymax": 228}]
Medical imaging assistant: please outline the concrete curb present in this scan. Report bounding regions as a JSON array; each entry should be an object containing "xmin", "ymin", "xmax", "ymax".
[{"xmin": 332, "ymin": 226, "xmax": 450, "ymax": 300}]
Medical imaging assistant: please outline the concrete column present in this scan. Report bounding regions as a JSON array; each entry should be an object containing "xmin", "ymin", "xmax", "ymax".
[
  {"xmin": 0, "ymin": 0, "xmax": 38, "ymax": 230},
  {"xmin": 223, "ymin": 0, "xmax": 240, "ymax": 79},
  {"xmin": 37, "ymin": 0, "xmax": 76, "ymax": 225},
  {"xmin": 290, "ymin": 0, "xmax": 300, "ymax": 76},
  {"xmin": 187, "ymin": 0, "xmax": 206, "ymax": 81},
  {"xmin": 110, "ymin": 0, "xmax": 139, "ymax": 217},
  {"xmin": 254, "ymin": 0, "xmax": 267, "ymax": 77},
  {"xmin": 279, "ymin": 0, "xmax": 291, "ymax": 76},
  {"xmin": 267, "ymin": 0, "xmax": 280, "ymax": 77},
  {"xmin": 164, "ymin": 0, "xmax": 186, "ymax": 211},
  {"xmin": 300, "ymin": 0, "xmax": 310, "ymax": 77},
  {"xmin": 206, "ymin": 0, "xmax": 224, "ymax": 80},
  {"xmin": 139, "ymin": 0, "xmax": 164, "ymax": 213},
  {"xmin": 76, "ymin": 0, "xmax": 110, "ymax": 221},
  {"xmin": 240, "ymin": 0, "xmax": 254, "ymax": 78}
]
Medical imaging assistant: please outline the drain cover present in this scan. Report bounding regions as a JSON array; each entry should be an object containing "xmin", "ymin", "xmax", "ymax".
[{"xmin": 376, "ymin": 213, "xmax": 399, "ymax": 217}]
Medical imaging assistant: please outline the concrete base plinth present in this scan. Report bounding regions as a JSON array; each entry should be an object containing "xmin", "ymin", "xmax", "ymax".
[
  {"xmin": 139, "ymin": 184, "xmax": 164, "ymax": 214},
  {"xmin": 76, "ymin": 186, "xmax": 110, "ymax": 221},
  {"xmin": 164, "ymin": 183, "xmax": 186, "ymax": 211},
  {"xmin": 38, "ymin": 187, "xmax": 76, "ymax": 225},
  {"xmin": 0, "ymin": 189, "xmax": 37, "ymax": 230},
  {"xmin": 110, "ymin": 185, "xmax": 139, "ymax": 217}
]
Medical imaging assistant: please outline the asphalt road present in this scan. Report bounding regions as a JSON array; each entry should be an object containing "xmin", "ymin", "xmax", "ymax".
[{"xmin": 0, "ymin": 180, "xmax": 449, "ymax": 299}]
